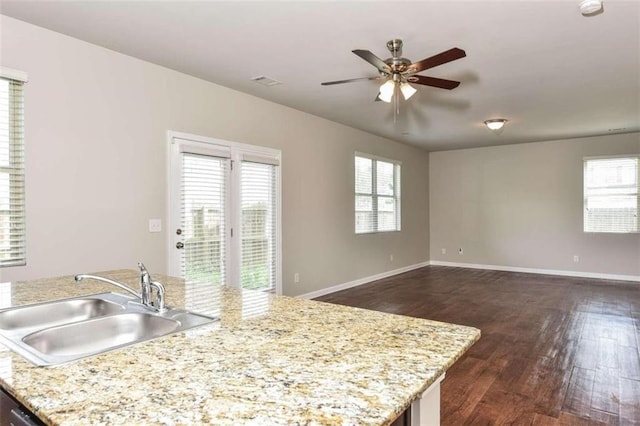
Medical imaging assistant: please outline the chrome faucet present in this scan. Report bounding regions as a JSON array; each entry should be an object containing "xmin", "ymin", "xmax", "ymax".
[
  {"xmin": 75, "ymin": 262, "xmax": 166, "ymax": 312},
  {"xmin": 139, "ymin": 262, "xmax": 152, "ymax": 307}
]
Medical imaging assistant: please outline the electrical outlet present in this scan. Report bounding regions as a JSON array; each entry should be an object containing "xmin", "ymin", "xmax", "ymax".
[
  {"xmin": 390, "ymin": 254, "xmax": 394, "ymax": 262},
  {"xmin": 573, "ymin": 255, "xmax": 580, "ymax": 263},
  {"xmin": 458, "ymin": 248, "xmax": 463, "ymax": 255},
  {"xmin": 294, "ymin": 273, "xmax": 300, "ymax": 283},
  {"xmin": 441, "ymin": 248, "xmax": 446, "ymax": 255},
  {"xmin": 148, "ymin": 219, "xmax": 162, "ymax": 233}
]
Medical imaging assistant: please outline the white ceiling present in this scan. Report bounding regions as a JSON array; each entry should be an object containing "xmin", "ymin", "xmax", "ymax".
[{"xmin": 1, "ymin": 0, "xmax": 639, "ymax": 151}]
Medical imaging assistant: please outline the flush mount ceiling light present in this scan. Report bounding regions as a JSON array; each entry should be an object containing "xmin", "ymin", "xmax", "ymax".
[
  {"xmin": 484, "ymin": 119, "xmax": 508, "ymax": 134},
  {"xmin": 579, "ymin": 0, "xmax": 603, "ymax": 15}
]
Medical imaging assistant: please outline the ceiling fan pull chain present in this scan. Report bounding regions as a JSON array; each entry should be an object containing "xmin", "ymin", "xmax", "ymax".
[{"xmin": 394, "ymin": 84, "xmax": 399, "ymax": 123}]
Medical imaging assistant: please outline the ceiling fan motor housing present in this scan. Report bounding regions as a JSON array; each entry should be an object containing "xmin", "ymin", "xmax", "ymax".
[
  {"xmin": 386, "ymin": 39, "xmax": 403, "ymax": 56},
  {"xmin": 385, "ymin": 39, "xmax": 412, "ymax": 74}
]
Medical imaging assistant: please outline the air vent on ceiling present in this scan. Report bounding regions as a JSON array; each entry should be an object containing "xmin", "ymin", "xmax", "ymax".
[{"xmin": 251, "ymin": 76, "xmax": 282, "ymax": 87}]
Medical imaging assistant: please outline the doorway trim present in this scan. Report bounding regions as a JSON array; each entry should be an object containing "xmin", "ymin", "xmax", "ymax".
[{"xmin": 166, "ymin": 130, "xmax": 282, "ymax": 294}]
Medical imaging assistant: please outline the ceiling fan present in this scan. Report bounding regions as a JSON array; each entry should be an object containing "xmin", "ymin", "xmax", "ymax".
[{"xmin": 321, "ymin": 39, "xmax": 466, "ymax": 104}]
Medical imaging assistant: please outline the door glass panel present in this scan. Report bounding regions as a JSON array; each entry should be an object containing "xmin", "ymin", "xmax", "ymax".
[
  {"xmin": 181, "ymin": 153, "xmax": 227, "ymax": 285},
  {"xmin": 241, "ymin": 161, "xmax": 276, "ymax": 291}
]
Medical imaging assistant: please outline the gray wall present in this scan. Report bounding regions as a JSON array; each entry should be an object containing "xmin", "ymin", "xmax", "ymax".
[
  {"xmin": 0, "ymin": 16, "xmax": 430, "ymax": 295},
  {"xmin": 430, "ymin": 132, "xmax": 640, "ymax": 277},
  {"xmin": 2, "ymin": 15, "xmax": 636, "ymax": 293}
]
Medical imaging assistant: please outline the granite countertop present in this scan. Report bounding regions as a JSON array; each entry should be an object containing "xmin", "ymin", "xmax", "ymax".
[{"xmin": 0, "ymin": 270, "xmax": 480, "ymax": 425}]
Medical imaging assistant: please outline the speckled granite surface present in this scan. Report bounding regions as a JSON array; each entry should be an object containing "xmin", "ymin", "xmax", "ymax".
[{"xmin": 0, "ymin": 270, "xmax": 480, "ymax": 425}]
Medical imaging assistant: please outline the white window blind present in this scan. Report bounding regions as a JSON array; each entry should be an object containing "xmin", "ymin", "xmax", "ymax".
[
  {"xmin": 355, "ymin": 153, "xmax": 401, "ymax": 234},
  {"xmin": 0, "ymin": 77, "xmax": 25, "ymax": 267},
  {"xmin": 584, "ymin": 156, "xmax": 639, "ymax": 233},
  {"xmin": 241, "ymin": 160, "xmax": 277, "ymax": 292},
  {"xmin": 180, "ymin": 153, "xmax": 228, "ymax": 284}
]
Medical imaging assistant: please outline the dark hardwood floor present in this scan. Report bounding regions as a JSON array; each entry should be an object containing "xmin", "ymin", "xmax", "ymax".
[{"xmin": 316, "ymin": 266, "xmax": 640, "ymax": 425}]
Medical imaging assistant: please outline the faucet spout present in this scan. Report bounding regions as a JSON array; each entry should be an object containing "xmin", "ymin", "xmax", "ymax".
[
  {"xmin": 75, "ymin": 262, "xmax": 167, "ymax": 312},
  {"xmin": 138, "ymin": 262, "xmax": 152, "ymax": 307},
  {"xmin": 74, "ymin": 274, "xmax": 141, "ymax": 299}
]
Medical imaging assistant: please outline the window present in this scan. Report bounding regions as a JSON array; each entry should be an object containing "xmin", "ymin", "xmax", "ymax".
[
  {"xmin": 584, "ymin": 156, "xmax": 639, "ymax": 233},
  {"xmin": 355, "ymin": 153, "xmax": 401, "ymax": 233},
  {"xmin": 0, "ymin": 74, "xmax": 26, "ymax": 267}
]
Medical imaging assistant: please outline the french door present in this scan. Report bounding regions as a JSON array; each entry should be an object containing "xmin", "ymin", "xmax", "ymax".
[{"xmin": 168, "ymin": 133, "xmax": 281, "ymax": 294}]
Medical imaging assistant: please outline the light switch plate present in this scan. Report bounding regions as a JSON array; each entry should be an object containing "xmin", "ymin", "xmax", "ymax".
[{"xmin": 149, "ymin": 219, "xmax": 162, "ymax": 233}]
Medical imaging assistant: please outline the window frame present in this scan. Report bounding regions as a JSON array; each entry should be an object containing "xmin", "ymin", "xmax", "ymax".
[
  {"xmin": 0, "ymin": 68, "xmax": 28, "ymax": 268},
  {"xmin": 354, "ymin": 151, "xmax": 401, "ymax": 234},
  {"xmin": 583, "ymin": 154, "xmax": 639, "ymax": 234}
]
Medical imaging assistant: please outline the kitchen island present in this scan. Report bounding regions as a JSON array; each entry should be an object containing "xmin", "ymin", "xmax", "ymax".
[{"xmin": 0, "ymin": 270, "xmax": 480, "ymax": 425}]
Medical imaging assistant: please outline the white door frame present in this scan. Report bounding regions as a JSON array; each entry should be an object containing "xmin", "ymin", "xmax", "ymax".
[{"xmin": 166, "ymin": 130, "xmax": 282, "ymax": 294}]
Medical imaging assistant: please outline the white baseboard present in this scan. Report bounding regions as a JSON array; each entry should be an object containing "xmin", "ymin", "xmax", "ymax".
[
  {"xmin": 297, "ymin": 260, "xmax": 639, "ymax": 300},
  {"xmin": 429, "ymin": 260, "xmax": 640, "ymax": 282},
  {"xmin": 297, "ymin": 261, "xmax": 431, "ymax": 300}
]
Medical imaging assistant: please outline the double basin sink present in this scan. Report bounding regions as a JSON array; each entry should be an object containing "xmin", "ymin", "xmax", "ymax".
[{"xmin": 0, "ymin": 292, "xmax": 218, "ymax": 366}]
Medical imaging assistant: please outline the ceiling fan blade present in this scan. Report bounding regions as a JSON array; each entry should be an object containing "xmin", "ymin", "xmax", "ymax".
[
  {"xmin": 321, "ymin": 76, "xmax": 381, "ymax": 86},
  {"xmin": 408, "ymin": 48, "xmax": 466, "ymax": 74},
  {"xmin": 408, "ymin": 75, "xmax": 461, "ymax": 90},
  {"xmin": 352, "ymin": 49, "xmax": 391, "ymax": 73}
]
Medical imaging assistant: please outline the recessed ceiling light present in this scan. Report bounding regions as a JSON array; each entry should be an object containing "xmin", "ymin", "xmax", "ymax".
[{"xmin": 251, "ymin": 76, "xmax": 282, "ymax": 87}]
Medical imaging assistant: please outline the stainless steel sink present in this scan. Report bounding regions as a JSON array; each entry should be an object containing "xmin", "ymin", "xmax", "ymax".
[
  {"xmin": 0, "ymin": 297, "xmax": 124, "ymax": 331},
  {"xmin": 23, "ymin": 313, "xmax": 180, "ymax": 357},
  {"xmin": 0, "ymin": 292, "xmax": 218, "ymax": 366}
]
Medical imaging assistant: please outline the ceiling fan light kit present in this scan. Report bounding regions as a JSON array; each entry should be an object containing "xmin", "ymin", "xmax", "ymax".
[
  {"xmin": 379, "ymin": 79, "xmax": 396, "ymax": 103},
  {"xmin": 321, "ymin": 39, "xmax": 466, "ymax": 116},
  {"xmin": 400, "ymin": 82, "xmax": 417, "ymax": 100}
]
